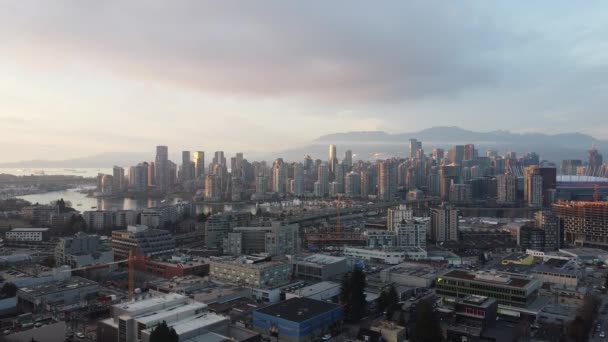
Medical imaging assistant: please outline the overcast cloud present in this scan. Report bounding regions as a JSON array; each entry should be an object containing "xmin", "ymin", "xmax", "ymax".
[{"xmin": 0, "ymin": 1, "xmax": 606, "ymax": 161}]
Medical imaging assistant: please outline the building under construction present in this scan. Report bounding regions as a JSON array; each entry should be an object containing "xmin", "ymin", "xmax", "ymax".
[
  {"xmin": 305, "ymin": 231, "xmax": 367, "ymax": 249},
  {"xmin": 552, "ymin": 201, "xmax": 608, "ymax": 248}
]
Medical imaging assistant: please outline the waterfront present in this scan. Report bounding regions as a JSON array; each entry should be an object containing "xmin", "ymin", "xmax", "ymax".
[
  {"xmin": 0, "ymin": 168, "xmax": 111, "ymax": 178},
  {"xmin": 16, "ymin": 188, "xmax": 257, "ymax": 214}
]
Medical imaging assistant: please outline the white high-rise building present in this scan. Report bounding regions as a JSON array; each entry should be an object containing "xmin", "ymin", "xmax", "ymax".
[
  {"xmin": 431, "ymin": 207, "xmax": 459, "ymax": 242},
  {"xmin": 387, "ymin": 205, "xmax": 413, "ymax": 232},
  {"xmin": 273, "ymin": 161, "xmax": 287, "ymax": 194},
  {"xmin": 396, "ymin": 219, "xmax": 428, "ymax": 249}
]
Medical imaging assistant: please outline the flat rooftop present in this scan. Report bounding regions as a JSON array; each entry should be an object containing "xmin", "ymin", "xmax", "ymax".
[
  {"xmin": 136, "ymin": 302, "xmax": 208, "ymax": 325},
  {"xmin": 255, "ymin": 297, "xmax": 340, "ymax": 323},
  {"xmin": 7, "ymin": 228, "xmax": 49, "ymax": 232},
  {"xmin": 297, "ymin": 254, "xmax": 346, "ymax": 265},
  {"xmin": 442, "ymin": 270, "xmax": 533, "ymax": 289},
  {"xmin": 19, "ymin": 276, "xmax": 97, "ymax": 297},
  {"xmin": 116, "ymin": 293, "xmax": 186, "ymax": 313}
]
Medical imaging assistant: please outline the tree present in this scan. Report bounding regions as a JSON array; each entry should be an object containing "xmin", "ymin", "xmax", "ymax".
[
  {"xmin": 149, "ymin": 321, "xmax": 178, "ymax": 342},
  {"xmin": 411, "ymin": 300, "xmax": 443, "ymax": 342},
  {"xmin": 339, "ymin": 268, "xmax": 367, "ymax": 323},
  {"xmin": 378, "ymin": 285, "xmax": 400, "ymax": 321},
  {"xmin": 0, "ymin": 282, "xmax": 17, "ymax": 298}
]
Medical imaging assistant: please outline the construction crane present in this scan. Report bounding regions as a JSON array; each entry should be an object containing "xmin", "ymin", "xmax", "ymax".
[
  {"xmin": 59, "ymin": 248, "xmax": 143, "ymax": 301},
  {"xmin": 594, "ymin": 184, "xmax": 600, "ymax": 202}
]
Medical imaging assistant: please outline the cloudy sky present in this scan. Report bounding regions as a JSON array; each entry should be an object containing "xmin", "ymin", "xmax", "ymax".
[{"xmin": 0, "ymin": 1, "xmax": 607, "ymax": 162}]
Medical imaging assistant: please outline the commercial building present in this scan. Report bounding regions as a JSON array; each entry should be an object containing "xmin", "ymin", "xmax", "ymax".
[
  {"xmin": 252, "ymin": 297, "xmax": 342, "ymax": 342},
  {"xmin": 97, "ymin": 293, "xmax": 258, "ymax": 342},
  {"xmin": 17, "ymin": 276, "xmax": 99, "ymax": 313},
  {"xmin": 222, "ymin": 222, "xmax": 300, "ymax": 256},
  {"xmin": 285, "ymin": 281, "xmax": 341, "ymax": 302},
  {"xmin": 83, "ymin": 210, "xmax": 114, "ymax": 230},
  {"xmin": 136, "ymin": 255, "xmax": 209, "ymax": 279},
  {"xmin": 209, "ymin": 257, "xmax": 291, "ymax": 288},
  {"xmin": 5, "ymin": 228, "xmax": 50, "ymax": 242},
  {"xmin": 380, "ymin": 262, "xmax": 444, "ymax": 288},
  {"xmin": 497, "ymin": 173, "xmax": 517, "ymax": 204},
  {"xmin": 55, "ymin": 232, "xmax": 114, "ymax": 269},
  {"xmin": 364, "ymin": 230, "xmax": 396, "ymax": 248},
  {"xmin": 292, "ymin": 254, "xmax": 349, "ymax": 281},
  {"xmin": 436, "ymin": 270, "xmax": 540, "ymax": 308},
  {"xmin": 524, "ymin": 166, "xmax": 543, "ymax": 208},
  {"xmin": 111, "ymin": 225, "xmax": 175, "ymax": 260},
  {"xmin": 552, "ymin": 201, "xmax": 608, "ymax": 248},
  {"xmin": 446, "ymin": 295, "xmax": 499, "ymax": 342},
  {"xmin": 344, "ymin": 247, "xmax": 426, "ymax": 265},
  {"xmin": 205, "ymin": 211, "xmax": 252, "ymax": 249}
]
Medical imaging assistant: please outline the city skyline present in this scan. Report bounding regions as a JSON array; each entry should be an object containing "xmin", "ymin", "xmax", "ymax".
[{"xmin": 1, "ymin": 2, "xmax": 608, "ymax": 162}]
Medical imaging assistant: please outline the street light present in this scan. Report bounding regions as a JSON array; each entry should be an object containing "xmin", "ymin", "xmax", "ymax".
[{"xmin": 269, "ymin": 323, "xmax": 279, "ymax": 342}]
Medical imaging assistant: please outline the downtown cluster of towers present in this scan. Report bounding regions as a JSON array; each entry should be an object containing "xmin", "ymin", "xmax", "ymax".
[{"xmin": 96, "ymin": 142, "xmax": 606, "ymax": 205}]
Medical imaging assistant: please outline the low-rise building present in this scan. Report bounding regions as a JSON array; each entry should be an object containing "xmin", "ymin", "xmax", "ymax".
[
  {"xmin": 5, "ymin": 228, "xmax": 50, "ymax": 242},
  {"xmin": 436, "ymin": 270, "xmax": 540, "ymax": 308},
  {"xmin": 252, "ymin": 297, "xmax": 342, "ymax": 342},
  {"xmin": 446, "ymin": 295, "xmax": 499, "ymax": 342},
  {"xmin": 137, "ymin": 254, "xmax": 209, "ymax": 279},
  {"xmin": 364, "ymin": 230, "xmax": 396, "ymax": 248},
  {"xmin": 344, "ymin": 247, "xmax": 427, "ymax": 265},
  {"xmin": 111, "ymin": 225, "xmax": 175, "ymax": 260},
  {"xmin": 17, "ymin": 276, "xmax": 99, "ymax": 313},
  {"xmin": 285, "ymin": 281, "xmax": 341, "ymax": 302},
  {"xmin": 97, "ymin": 293, "xmax": 259, "ymax": 342},
  {"xmin": 55, "ymin": 232, "xmax": 114, "ymax": 269},
  {"xmin": 380, "ymin": 262, "xmax": 445, "ymax": 288},
  {"xmin": 209, "ymin": 256, "xmax": 291, "ymax": 288},
  {"xmin": 292, "ymin": 254, "xmax": 349, "ymax": 281},
  {"xmin": 222, "ymin": 222, "xmax": 300, "ymax": 256}
]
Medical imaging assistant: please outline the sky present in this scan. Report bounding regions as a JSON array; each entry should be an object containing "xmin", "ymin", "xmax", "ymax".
[{"xmin": 0, "ymin": 1, "xmax": 607, "ymax": 162}]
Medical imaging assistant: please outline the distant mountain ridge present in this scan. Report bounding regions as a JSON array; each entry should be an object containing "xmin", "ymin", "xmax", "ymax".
[
  {"xmin": 316, "ymin": 126, "xmax": 601, "ymax": 145},
  {"xmin": 0, "ymin": 127, "xmax": 605, "ymax": 168}
]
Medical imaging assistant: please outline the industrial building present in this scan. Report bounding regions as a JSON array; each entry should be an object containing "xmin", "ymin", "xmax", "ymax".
[
  {"xmin": 379, "ymin": 262, "xmax": 445, "ymax": 288},
  {"xmin": 17, "ymin": 276, "xmax": 99, "ymax": 313},
  {"xmin": 292, "ymin": 254, "xmax": 349, "ymax": 281},
  {"xmin": 252, "ymin": 297, "xmax": 342, "ymax": 342},
  {"xmin": 97, "ymin": 293, "xmax": 259, "ymax": 342}
]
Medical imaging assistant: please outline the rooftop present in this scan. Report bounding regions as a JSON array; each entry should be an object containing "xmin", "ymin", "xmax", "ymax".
[
  {"xmin": 442, "ymin": 270, "xmax": 534, "ymax": 289},
  {"xmin": 7, "ymin": 228, "xmax": 49, "ymax": 232},
  {"xmin": 297, "ymin": 254, "xmax": 346, "ymax": 265},
  {"xmin": 255, "ymin": 297, "xmax": 340, "ymax": 323},
  {"xmin": 19, "ymin": 276, "xmax": 97, "ymax": 297},
  {"xmin": 136, "ymin": 302, "xmax": 208, "ymax": 325},
  {"xmin": 116, "ymin": 293, "xmax": 186, "ymax": 313}
]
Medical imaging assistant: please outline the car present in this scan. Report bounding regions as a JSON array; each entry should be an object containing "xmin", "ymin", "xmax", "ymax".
[
  {"xmin": 600, "ymin": 331, "xmax": 606, "ymax": 338},
  {"xmin": 321, "ymin": 334, "xmax": 332, "ymax": 341}
]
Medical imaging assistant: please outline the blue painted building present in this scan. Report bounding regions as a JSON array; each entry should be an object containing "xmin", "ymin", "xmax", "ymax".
[{"xmin": 252, "ymin": 297, "xmax": 343, "ymax": 342}]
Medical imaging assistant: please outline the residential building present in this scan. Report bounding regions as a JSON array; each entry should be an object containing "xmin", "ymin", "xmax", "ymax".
[
  {"xmin": 431, "ymin": 207, "xmax": 459, "ymax": 242},
  {"xmin": 222, "ymin": 222, "xmax": 300, "ymax": 256},
  {"xmin": 395, "ymin": 219, "xmax": 427, "ymax": 249},
  {"xmin": 387, "ymin": 205, "xmax": 413, "ymax": 232},
  {"xmin": 497, "ymin": 173, "xmax": 518, "ymax": 204},
  {"xmin": 552, "ymin": 201, "xmax": 608, "ymax": 248},
  {"xmin": 205, "ymin": 211, "xmax": 251, "ymax": 249}
]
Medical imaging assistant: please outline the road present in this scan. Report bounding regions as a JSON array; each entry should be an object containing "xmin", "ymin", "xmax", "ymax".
[{"xmin": 591, "ymin": 300, "xmax": 608, "ymax": 342}]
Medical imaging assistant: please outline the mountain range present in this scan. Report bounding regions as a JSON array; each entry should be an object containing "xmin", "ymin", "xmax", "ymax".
[{"xmin": 0, "ymin": 127, "xmax": 604, "ymax": 168}]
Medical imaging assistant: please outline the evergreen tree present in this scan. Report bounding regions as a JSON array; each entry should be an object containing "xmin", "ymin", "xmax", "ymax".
[
  {"xmin": 149, "ymin": 321, "xmax": 178, "ymax": 342},
  {"xmin": 339, "ymin": 268, "xmax": 367, "ymax": 323},
  {"xmin": 411, "ymin": 300, "xmax": 443, "ymax": 342},
  {"xmin": 0, "ymin": 282, "xmax": 17, "ymax": 298}
]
